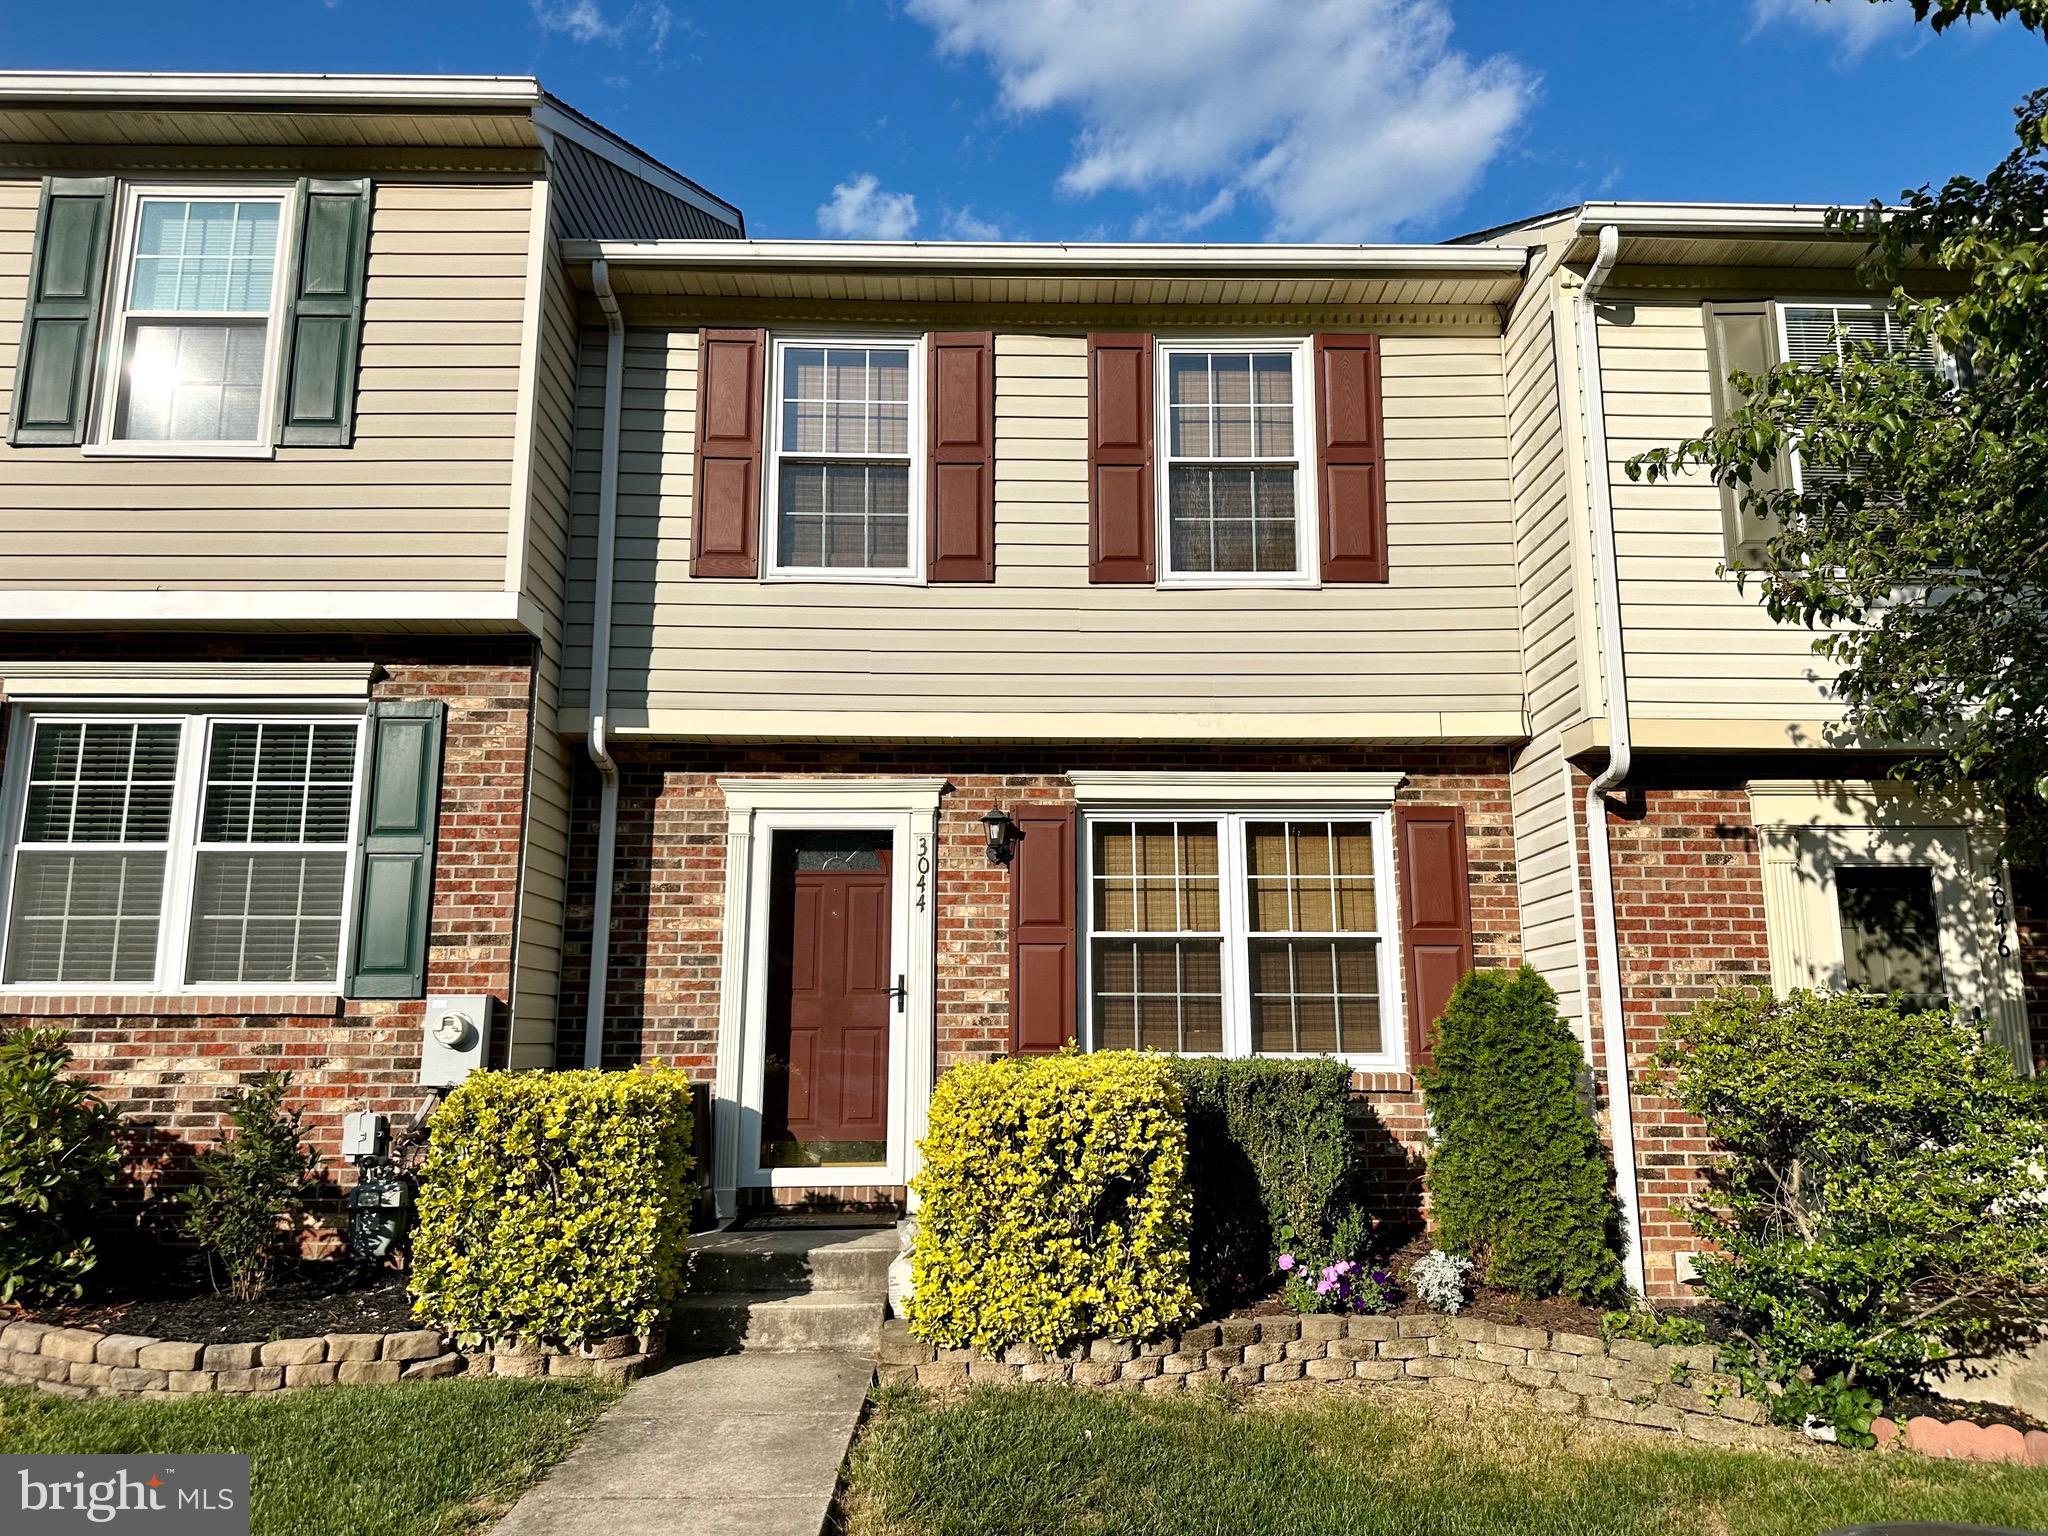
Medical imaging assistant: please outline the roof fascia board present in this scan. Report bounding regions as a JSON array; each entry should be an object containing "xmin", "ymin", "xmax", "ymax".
[
  {"xmin": 1571, "ymin": 202, "xmax": 1873, "ymax": 238},
  {"xmin": 560, "ymin": 238, "xmax": 1527, "ymax": 274},
  {"xmin": 0, "ymin": 72, "xmax": 544, "ymax": 110}
]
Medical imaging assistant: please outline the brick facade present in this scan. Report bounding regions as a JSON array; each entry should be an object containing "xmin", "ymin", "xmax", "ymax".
[
  {"xmin": 0, "ymin": 637, "xmax": 539, "ymax": 1231},
  {"xmin": 560, "ymin": 743, "xmax": 1519, "ymax": 1229}
]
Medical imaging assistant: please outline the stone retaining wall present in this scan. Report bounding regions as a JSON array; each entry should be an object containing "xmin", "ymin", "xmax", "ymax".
[
  {"xmin": 0, "ymin": 1320, "xmax": 655, "ymax": 1400},
  {"xmin": 880, "ymin": 1313, "xmax": 1793, "ymax": 1449}
]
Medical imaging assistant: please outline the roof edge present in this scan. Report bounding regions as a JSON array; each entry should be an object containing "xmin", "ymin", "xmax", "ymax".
[
  {"xmin": 0, "ymin": 71, "xmax": 546, "ymax": 109},
  {"xmin": 562, "ymin": 237, "xmax": 1528, "ymax": 272}
]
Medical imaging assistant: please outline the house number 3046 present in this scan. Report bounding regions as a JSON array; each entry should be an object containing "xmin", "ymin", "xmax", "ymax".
[
  {"xmin": 915, "ymin": 836, "xmax": 931, "ymax": 913},
  {"xmin": 1992, "ymin": 870, "xmax": 2012, "ymax": 960}
]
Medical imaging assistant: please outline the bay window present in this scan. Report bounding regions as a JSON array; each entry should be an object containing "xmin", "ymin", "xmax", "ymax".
[
  {"xmin": 1, "ymin": 711, "xmax": 362, "ymax": 991},
  {"xmin": 1084, "ymin": 807, "xmax": 1400, "ymax": 1067}
]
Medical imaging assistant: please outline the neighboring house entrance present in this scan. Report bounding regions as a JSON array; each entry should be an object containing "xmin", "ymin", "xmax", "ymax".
[
  {"xmin": 763, "ymin": 830, "xmax": 894, "ymax": 1169},
  {"xmin": 711, "ymin": 779, "xmax": 943, "ymax": 1219}
]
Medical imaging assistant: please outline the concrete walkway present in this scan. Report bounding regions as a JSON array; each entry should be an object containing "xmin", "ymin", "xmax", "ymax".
[{"xmin": 494, "ymin": 1351, "xmax": 874, "ymax": 1536}]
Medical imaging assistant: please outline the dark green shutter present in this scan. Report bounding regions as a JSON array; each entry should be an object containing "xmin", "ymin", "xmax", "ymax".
[
  {"xmin": 275, "ymin": 177, "xmax": 372, "ymax": 447},
  {"xmin": 1702, "ymin": 300, "xmax": 1789, "ymax": 562},
  {"xmin": 346, "ymin": 700, "xmax": 444, "ymax": 999},
  {"xmin": 9, "ymin": 177, "xmax": 114, "ymax": 446}
]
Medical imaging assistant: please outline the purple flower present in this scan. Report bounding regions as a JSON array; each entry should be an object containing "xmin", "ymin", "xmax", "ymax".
[
  {"xmin": 1316, "ymin": 1278, "xmax": 1334, "ymax": 1295},
  {"xmin": 1277, "ymin": 1253, "xmax": 1296, "ymax": 1272},
  {"xmin": 1371, "ymin": 1270, "xmax": 1391, "ymax": 1285},
  {"xmin": 1335, "ymin": 1260, "xmax": 1355, "ymax": 1275}
]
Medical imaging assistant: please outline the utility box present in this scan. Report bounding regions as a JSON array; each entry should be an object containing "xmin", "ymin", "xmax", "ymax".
[
  {"xmin": 421, "ymin": 994, "xmax": 491, "ymax": 1088},
  {"xmin": 341, "ymin": 1110, "xmax": 388, "ymax": 1162}
]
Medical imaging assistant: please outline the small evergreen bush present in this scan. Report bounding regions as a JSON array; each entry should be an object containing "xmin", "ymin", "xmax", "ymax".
[
  {"xmin": 410, "ymin": 1065, "xmax": 695, "ymax": 1346},
  {"xmin": 1420, "ymin": 966, "xmax": 1625, "ymax": 1303},
  {"xmin": 907, "ymin": 1050, "xmax": 1197, "ymax": 1351},
  {"xmin": 1172, "ymin": 1056, "xmax": 1363, "ymax": 1305},
  {"xmin": 0, "ymin": 1026, "xmax": 123, "ymax": 1304},
  {"xmin": 182, "ymin": 1072, "xmax": 322, "ymax": 1302},
  {"xmin": 1656, "ymin": 988, "xmax": 2048, "ymax": 1444}
]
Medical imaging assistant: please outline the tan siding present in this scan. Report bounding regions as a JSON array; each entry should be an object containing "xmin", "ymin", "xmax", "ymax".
[
  {"xmin": 1503, "ymin": 255, "xmax": 1587, "ymax": 1027},
  {"xmin": 0, "ymin": 176, "xmax": 526, "ymax": 590},
  {"xmin": 566, "ymin": 324, "xmax": 1524, "ymax": 737},
  {"xmin": 1596, "ymin": 300, "xmax": 1840, "ymax": 719}
]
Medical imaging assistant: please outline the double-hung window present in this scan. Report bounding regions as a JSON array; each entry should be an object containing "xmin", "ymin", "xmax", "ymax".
[
  {"xmin": 97, "ymin": 188, "xmax": 293, "ymax": 452},
  {"xmin": 1777, "ymin": 300, "xmax": 1942, "ymax": 493},
  {"xmin": 766, "ymin": 337, "xmax": 924, "ymax": 580},
  {"xmin": 0, "ymin": 712, "xmax": 362, "ymax": 992},
  {"xmin": 1084, "ymin": 810, "xmax": 1400, "ymax": 1067},
  {"xmin": 1159, "ymin": 341, "xmax": 1315, "ymax": 585}
]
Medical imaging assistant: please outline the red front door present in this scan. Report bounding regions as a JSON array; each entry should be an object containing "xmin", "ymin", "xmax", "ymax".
[{"xmin": 763, "ymin": 830, "xmax": 893, "ymax": 1168}]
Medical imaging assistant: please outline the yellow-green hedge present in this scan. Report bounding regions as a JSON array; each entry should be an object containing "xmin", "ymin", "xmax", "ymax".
[
  {"xmin": 906, "ymin": 1050, "xmax": 1197, "ymax": 1352},
  {"xmin": 409, "ymin": 1065, "xmax": 694, "ymax": 1346}
]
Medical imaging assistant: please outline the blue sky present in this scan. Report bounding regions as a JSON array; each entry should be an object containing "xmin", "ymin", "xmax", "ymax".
[{"xmin": 2, "ymin": 0, "xmax": 2040, "ymax": 242}]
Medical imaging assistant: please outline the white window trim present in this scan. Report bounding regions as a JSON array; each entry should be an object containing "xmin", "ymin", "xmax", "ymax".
[
  {"xmin": 87, "ymin": 181, "xmax": 296, "ymax": 459},
  {"xmin": 1077, "ymin": 802, "xmax": 1405, "ymax": 1072},
  {"xmin": 1154, "ymin": 334, "xmax": 1319, "ymax": 591},
  {"xmin": 0, "ymin": 702, "xmax": 368, "ymax": 998},
  {"xmin": 761, "ymin": 330, "xmax": 928, "ymax": 586}
]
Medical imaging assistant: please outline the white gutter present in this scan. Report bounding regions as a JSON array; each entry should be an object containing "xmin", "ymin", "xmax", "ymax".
[
  {"xmin": 581, "ymin": 258, "xmax": 626, "ymax": 1071},
  {"xmin": 0, "ymin": 71, "xmax": 545, "ymax": 109},
  {"xmin": 1575, "ymin": 223, "xmax": 1648, "ymax": 1300},
  {"xmin": 1570, "ymin": 201, "xmax": 1862, "ymax": 238},
  {"xmin": 560, "ymin": 237, "xmax": 1528, "ymax": 275}
]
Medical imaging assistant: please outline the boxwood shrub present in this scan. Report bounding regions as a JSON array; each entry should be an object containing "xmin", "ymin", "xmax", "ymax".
[
  {"xmin": 906, "ymin": 1050, "xmax": 1197, "ymax": 1351},
  {"xmin": 410, "ymin": 1065, "xmax": 695, "ymax": 1347},
  {"xmin": 1171, "ymin": 1056, "xmax": 1362, "ymax": 1304},
  {"xmin": 0, "ymin": 1026, "xmax": 123, "ymax": 1304}
]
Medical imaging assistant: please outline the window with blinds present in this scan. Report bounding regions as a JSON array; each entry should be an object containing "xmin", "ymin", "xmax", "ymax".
[
  {"xmin": 1085, "ymin": 810, "xmax": 1399, "ymax": 1065},
  {"xmin": 768, "ymin": 338, "xmax": 921, "ymax": 577},
  {"xmin": 1779, "ymin": 302, "xmax": 1943, "ymax": 492},
  {"xmin": 101, "ymin": 191, "xmax": 292, "ymax": 449},
  {"xmin": 1161, "ymin": 343, "xmax": 1313, "ymax": 583},
  {"xmin": 0, "ymin": 713, "xmax": 362, "ymax": 992}
]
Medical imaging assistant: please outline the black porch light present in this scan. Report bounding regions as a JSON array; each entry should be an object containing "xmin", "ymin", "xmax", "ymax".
[{"xmin": 979, "ymin": 808, "xmax": 1017, "ymax": 865}]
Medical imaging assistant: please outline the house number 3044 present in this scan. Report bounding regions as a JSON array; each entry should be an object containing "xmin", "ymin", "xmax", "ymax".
[{"xmin": 915, "ymin": 836, "xmax": 931, "ymax": 913}]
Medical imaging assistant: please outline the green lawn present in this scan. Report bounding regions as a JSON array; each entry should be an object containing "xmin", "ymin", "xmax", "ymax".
[
  {"xmin": 0, "ymin": 1378, "xmax": 620, "ymax": 1536},
  {"xmin": 844, "ymin": 1383, "xmax": 2048, "ymax": 1536}
]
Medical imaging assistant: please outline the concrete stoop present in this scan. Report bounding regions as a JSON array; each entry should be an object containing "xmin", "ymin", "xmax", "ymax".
[{"xmin": 670, "ymin": 1225, "xmax": 896, "ymax": 1357}]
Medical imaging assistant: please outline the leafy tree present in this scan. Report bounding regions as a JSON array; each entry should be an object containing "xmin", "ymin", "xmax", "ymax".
[
  {"xmin": 1628, "ymin": 21, "xmax": 2048, "ymax": 855},
  {"xmin": 0, "ymin": 1026, "xmax": 123, "ymax": 1304},
  {"xmin": 182, "ymin": 1072, "xmax": 322, "ymax": 1302},
  {"xmin": 1420, "ymin": 967, "xmax": 1625, "ymax": 1303},
  {"xmin": 1654, "ymin": 990, "xmax": 2048, "ymax": 1444}
]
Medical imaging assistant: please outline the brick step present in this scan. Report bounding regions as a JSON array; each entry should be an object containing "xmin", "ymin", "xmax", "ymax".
[
  {"xmin": 687, "ymin": 1226, "xmax": 898, "ymax": 1296},
  {"xmin": 669, "ymin": 1292, "xmax": 885, "ymax": 1355}
]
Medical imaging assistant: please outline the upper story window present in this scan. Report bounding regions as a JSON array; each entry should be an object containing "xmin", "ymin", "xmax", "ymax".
[
  {"xmin": 96, "ymin": 189, "xmax": 293, "ymax": 452},
  {"xmin": 0, "ymin": 711, "xmax": 362, "ymax": 992},
  {"xmin": 1777, "ymin": 300, "xmax": 1942, "ymax": 493},
  {"xmin": 1160, "ymin": 341, "xmax": 1315, "ymax": 586},
  {"xmin": 766, "ymin": 337, "xmax": 924, "ymax": 581}
]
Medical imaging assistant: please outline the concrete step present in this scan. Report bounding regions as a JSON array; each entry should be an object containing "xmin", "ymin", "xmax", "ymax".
[
  {"xmin": 670, "ymin": 1291, "xmax": 885, "ymax": 1355},
  {"xmin": 688, "ymin": 1226, "xmax": 898, "ymax": 1296}
]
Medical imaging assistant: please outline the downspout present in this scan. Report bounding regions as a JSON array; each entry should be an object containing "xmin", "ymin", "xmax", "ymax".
[
  {"xmin": 1575, "ymin": 224, "xmax": 1649, "ymax": 1299},
  {"xmin": 582, "ymin": 259, "xmax": 625, "ymax": 1070}
]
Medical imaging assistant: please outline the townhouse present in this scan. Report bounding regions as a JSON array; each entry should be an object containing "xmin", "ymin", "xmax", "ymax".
[{"xmin": 0, "ymin": 74, "xmax": 2039, "ymax": 1299}]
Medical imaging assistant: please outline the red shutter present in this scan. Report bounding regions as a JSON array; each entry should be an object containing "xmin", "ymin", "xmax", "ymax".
[
  {"xmin": 1314, "ymin": 333, "xmax": 1389, "ymax": 583},
  {"xmin": 1009, "ymin": 802, "xmax": 1078, "ymax": 1054},
  {"xmin": 691, "ymin": 326, "xmax": 765, "ymax": 578},
  {"xmin": 1395, "ymin": 803, "xmax": 1473, "ymax": 1069},
  {"xmin": 927, "ymin": 331, "xmax": 996, "ymax": 581},
  {"xmin": 1087, "ymin": 333, "xmax": 1154, "ymax": 583}
]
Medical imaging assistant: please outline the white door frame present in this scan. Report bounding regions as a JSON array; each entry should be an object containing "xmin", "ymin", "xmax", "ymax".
[{"xmin": 711, "ymin": 777, "xmax": 943, "ymax": 1219}]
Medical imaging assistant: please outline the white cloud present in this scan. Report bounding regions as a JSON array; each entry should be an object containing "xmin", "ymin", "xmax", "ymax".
[
  {"xmin": 1748, "ymin": 0, "xmax": 1910, "ymax": 59},
  {"xmin": 818, "ymin": 174, "xmax": 921, "ymax": 239},
  {"xmin": 530, "ymin": 0, "xmax": 674, "ymax": 52},
  {"xmin": 943, "ymin": 205, "xmax": 1006, "ymax": 240},
  {"xmin": 905, "ymin": 0, "xmax": 1534, "ymax": 240}
]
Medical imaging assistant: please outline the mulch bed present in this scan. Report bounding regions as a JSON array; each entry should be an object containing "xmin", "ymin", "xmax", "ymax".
[{"xmin": 13, "ymin": 1259, "xmax": 415, "ymax": 1346}]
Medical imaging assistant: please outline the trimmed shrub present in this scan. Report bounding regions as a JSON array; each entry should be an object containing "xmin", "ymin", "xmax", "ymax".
[
  {"xmin": 907, "ymin": 1050, "xmax": 1197, "ymax": 1351},
  {"xmin": 410, "ymin": 1065, "xmax": 695, "ymax": 1346},
  {"xmin": 1420, "ymin": 966, "xmax": 1625, "ymax": 1303},
  {"xmin": 1656, "ymin": 988, "xmax": 2048, "ymax": 1444},
  {"xmin": 0, "ymin": 1026, "xmax": 123, "ymax": 1304},
  {"xmin": 182, "ymin": 1071, "xmax": 322, "ymax": 1302},
  {"xmin": 1172, "ymin": 1056, "xmax": 1363, "ymax": 1305}
]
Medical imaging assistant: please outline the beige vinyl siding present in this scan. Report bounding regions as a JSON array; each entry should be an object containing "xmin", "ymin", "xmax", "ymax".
[
  {"xmin": 1503, "ymin": 255, "xmax": 1588, "ymax": 1029},
  {"xmin": 0, "ymin": 176, "xmax": 528, "ymax": 590},
  {"xmin": 506, "ymin": 199, "xmax": 581, "ymax": 1069},
  {"xmin": 1597, "ymin": 299, "xmax": 1840, "ymax": 720},
  {"xmin": 565, "ymin": 323, "xmax": 1523, "ymax": 738}
]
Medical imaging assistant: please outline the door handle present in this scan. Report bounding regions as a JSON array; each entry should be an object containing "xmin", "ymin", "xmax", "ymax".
[{"xmin": 887, "ymin": 974, "xmax": 907, "ymax": 1013}]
